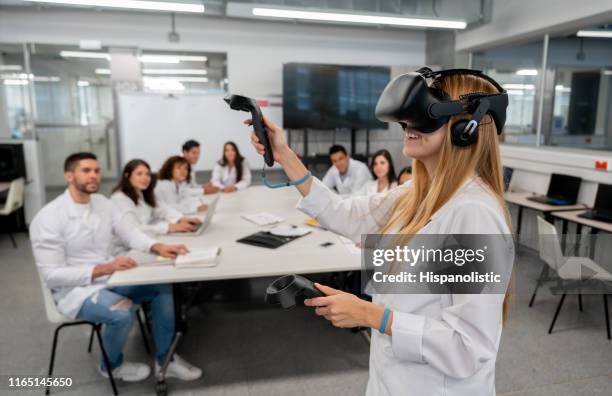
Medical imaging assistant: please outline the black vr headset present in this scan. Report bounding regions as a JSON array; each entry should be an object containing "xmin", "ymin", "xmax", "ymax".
[{"xmin": 375, "ymin": 67, "xmax": 508, "ymax": 147}]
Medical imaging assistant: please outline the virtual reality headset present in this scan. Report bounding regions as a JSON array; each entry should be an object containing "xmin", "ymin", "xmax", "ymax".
[{"xmin": 375, "ymin": 67, "xmax": 508, "ymax": 147}]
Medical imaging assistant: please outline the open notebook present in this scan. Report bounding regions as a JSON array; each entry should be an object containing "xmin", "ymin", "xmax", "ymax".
[{"xmin": 174, "ymin": 247, "xmax": 221, "ymax": 269}]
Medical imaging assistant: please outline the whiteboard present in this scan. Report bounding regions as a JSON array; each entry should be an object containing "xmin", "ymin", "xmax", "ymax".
[{"xmin": 117, "ymin": 92, "xmax": 282, "ymax": 172}]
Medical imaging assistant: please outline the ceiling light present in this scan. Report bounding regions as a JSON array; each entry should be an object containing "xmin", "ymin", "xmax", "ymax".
[
  {"xmin": 576, "ymin": 30, "xmax": 612, "ymax": 38},
  {"xmin": 516, "ymin": 69, "xmax": 538, "ymax": 76},
  {"xmin": 4, "ymin": 79, "xmax": 29, "ymax": 86},
  {"xmin": 502, "ymin": 83, "xmax": 535, "ymax": 90},
  {"xmin": 139, "ymin": 54, "xmax": 208, "ymax": 63},
  {"xmin": 250, "ymin": 7, "xmax": 466, "ymax": 29},
  {"xmin": 77, "ymin": 80, "xmax": 90, "ymax": 86},
  {"xmin": 95, "ymin": 68, "xmax": 111, "ymax": 75},
  {"xmin": 22, "ymin": 0, "xmax": 204, "ymax": 14},
  {"xmin": 0, "ymin": 65, "xmax": 23, "ymax": 71},
  {"xmin": 143, "ymin": 69, "xmax": 207, "ymax": 75},
  {"xmin": 143, "ymin": 76, "xmax": 208, "ymax": 83},
  {"xmin": 60, "ymin": 51, "xmax": 110, "ymax": 60}
]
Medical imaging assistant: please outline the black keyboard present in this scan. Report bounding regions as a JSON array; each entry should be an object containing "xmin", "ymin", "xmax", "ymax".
[{"xmin": 578, "ymin": 211, "xmax": 612, "ymax": 224}]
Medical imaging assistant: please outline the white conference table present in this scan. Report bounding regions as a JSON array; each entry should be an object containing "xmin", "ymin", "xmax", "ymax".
[{"xmin": 108, "ymin": 186, "xmax": 361, "ymax": 287}]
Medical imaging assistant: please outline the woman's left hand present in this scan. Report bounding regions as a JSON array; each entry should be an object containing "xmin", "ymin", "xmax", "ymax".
[
  {"xmin": 223, "ymin": 186, "xmax": 237, "ymax": 193},
  {"xmin": 304, "ymin": 283, "xmax": 382, "ymax": 329}
]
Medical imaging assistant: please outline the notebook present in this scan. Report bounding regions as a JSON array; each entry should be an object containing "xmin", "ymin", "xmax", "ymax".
[
  {"xmin": 174, "ymin": 247, "xmax": 221, "ymax": 269},
  {"xmin": 242, "ymin": 212, "xmax": 284, "ymax": 226}
]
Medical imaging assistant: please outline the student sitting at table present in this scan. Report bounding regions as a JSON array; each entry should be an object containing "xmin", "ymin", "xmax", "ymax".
[
  {"xmin": 111, "ymin": 159, "xmax": 201, "ymax": 243},
  {"xmin": 204, "ymin": 141, "xmax": 251, "ymax": 193},
  {"xmin": 182, "ymin": 139, "xmax": 217, "ymax": 195},
  {"xmin": 397, "ymin": 165, "xmax": 413, "ymax": 185},
  {"xmin": 155, "ymin": 156, "xmax": 208, "ymax": 214},
  {"xmin": 322, "ymin": 144, "xmax": 371, "ymax": 195},
  {"xmin": 30, "ymin": 152, "xmax": 202, "ymax": 383},
  {"xmin": 354, "ymin": 149, "xmax": 397, "ymax": 196}
]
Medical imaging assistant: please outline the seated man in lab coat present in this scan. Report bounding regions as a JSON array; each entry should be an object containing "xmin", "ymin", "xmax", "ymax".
[
  {"xmin": 322, "ymin": 145, "xmax": 371, "ymax": 195},
  {"xmin": 182, "ymin": 139, "xmax": 217, "ymax": 195},
  {"xmin": 30, "ymin": 152, "xmax": 202, "ymax": 383}
]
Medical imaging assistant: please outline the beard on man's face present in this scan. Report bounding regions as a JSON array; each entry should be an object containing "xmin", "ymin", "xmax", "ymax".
[{"xmin": 73, "ymin": 179, "xmax": 100, "ymax": 194}]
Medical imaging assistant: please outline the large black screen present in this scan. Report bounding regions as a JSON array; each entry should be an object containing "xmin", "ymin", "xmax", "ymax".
[{"xmin": 283, "ymin": 63, "xmax": 390, "ymax": 130}]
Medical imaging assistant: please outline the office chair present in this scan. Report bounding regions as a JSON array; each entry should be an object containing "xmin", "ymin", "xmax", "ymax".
[
  {"xmin": 536, "ymin": 216, "xmax": 612, "ymax": 339},
  {"xmin": 0, "ymin": 177, "xmax": 25, "ymax": 248},
  {"xmin": 39, "ymin": 275, "xmax": 151, "ymax": 395}
]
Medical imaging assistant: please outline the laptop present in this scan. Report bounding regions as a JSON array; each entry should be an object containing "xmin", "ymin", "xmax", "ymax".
[
  {"xmin": 171, "ymin": 195, "xmax": 220, "ymax": 236},
  {"xmin": 527, "ymin": 173, "xmax": 582, "ymax": 206},
  {"xmin": 578, "ymin": 183, "xmax": 612, "ymax": 223}
]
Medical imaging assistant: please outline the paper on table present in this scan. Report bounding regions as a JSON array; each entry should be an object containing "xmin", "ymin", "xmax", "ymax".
[
  {"xmin": 268, "ymin": 225, "xmax": 311, "ymax": 237},
  {"xmin": 338, "ymin": 235, "xmax": 361, "ymax": 255},
  {"xmin": 174, "ymin": 247, "xmax": 220, "ymax": 268},
  {"xmin": 242, "ymin": 212, "xmax": 284, "ymax": 226},
  {"xmin": 127, "ymin": 250, "xmax": 174, "ymax": 266}
]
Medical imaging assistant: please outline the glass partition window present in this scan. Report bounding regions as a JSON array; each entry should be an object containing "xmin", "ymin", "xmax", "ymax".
[
  {"xmin": 545, "ymin": 31, "xmax": 612, "ymax": 151},
  {"xmin": 472, "ymin": 40, "xmax": 543, "ymax": 146}
]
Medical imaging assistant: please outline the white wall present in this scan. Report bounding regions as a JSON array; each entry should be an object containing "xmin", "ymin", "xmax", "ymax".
[
  {"xmin": 0, "ymin": 8, "xmax": 425, "ymax": 98},
  {"xmin": 455, "ymin": 0, "xmax": 612, "ymax": 52}
]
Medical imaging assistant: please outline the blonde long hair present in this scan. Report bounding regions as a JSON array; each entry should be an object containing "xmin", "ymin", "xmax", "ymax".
[{"xmin": 380, "ymin": 73, "xmax": 512, "ymax": 321}]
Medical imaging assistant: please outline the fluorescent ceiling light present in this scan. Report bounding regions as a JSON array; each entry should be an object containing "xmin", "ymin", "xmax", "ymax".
[
  {"xmin": 516, "ymin": 69, "xmax": 538, "ymax": 76},
  {"xmin": 34, "ymin": 76, "xmax": 61, "ymax": 82},
  {"xmin": 1, "ymin": 73, "xmax": 61, "ymax": 82},
  {"xmin": 139, "ymin": 54, "xmax": 207, "ymax": 63},
  {"xmin": 4, "ymin": 79, "xmax": 29, "ymax": 85},
  {"xmin": 506, "ymin": 90, "xmax": 524, "ymax": 96},
  {"xmin": 77, "ymin": 80, "xmax": 90, "ymax": 86},
  {"xmin": 576, "ymin": 30, "xmax": 612, "ymax": 38},
  {"xmin": 604, "ymin": 70, "xmax": 612, "ymax": 76},
  {"xmin": 143, "ymin": 76, "xmax": 208, "ymax": 82},
  {"xmin": 555, "ymin": 85, "xmax": 571, "ymax": 92},
  {"xmin": 502, "ymin": 83, "xmax": 535, "ymax": 90},
  {"xmin": 0, "ymin": 65, "xmax": 23, "ymax": 71},
  {"xmin": 143, "ymin": 69, "xmax": 207, "ymax": 75},
  {"xmin": 60, "ymin": 51, "xmax": 110, "ymax": 60},
  {"xmin": 22, "ymin": 0, "xmax": 204, "ymax": 13},
  {"xmin": 251, "ymin": 7, "xmax": 466, "ymax": 29},
  {"xmin": 95, "ymin": 68, "xmax": 111, "ymax": 75}
]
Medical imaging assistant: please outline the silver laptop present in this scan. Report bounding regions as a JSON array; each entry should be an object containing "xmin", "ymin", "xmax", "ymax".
[{"xmin": 171, "ymin": 194, "xmax": 219, "ymax": 236}]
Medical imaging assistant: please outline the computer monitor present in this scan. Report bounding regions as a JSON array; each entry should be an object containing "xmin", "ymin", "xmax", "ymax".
[
  {"xmin": 593, "ymin": 184, "xmax": 612, "ymax": 214},
  {"xmin": 546, "ymin": 173, "xmax": 581, "ymax": 204},
  {"xmin": 0, "ymin": 143, "xmax": 26, "ymax": 182},
  {"xmin": 502, "ymin": 166, "xmax": 513, "ymax": 192}
]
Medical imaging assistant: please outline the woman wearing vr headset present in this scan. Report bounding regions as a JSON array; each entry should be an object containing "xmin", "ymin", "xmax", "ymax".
[{"xmin": 249, "ymin": 68, "xmax": 511, "ymax": 395}]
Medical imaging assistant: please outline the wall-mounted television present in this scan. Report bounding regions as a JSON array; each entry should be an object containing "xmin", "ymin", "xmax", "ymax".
[{"xmin": 283, "ymin": 63, "xmax": 390, "ymax": 130}]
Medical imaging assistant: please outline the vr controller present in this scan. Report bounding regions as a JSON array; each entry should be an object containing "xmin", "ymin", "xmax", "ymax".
[
  {"xmin": 224, "ymin": 94, "xmax": 274, "ymax": 166},
  {"xmin": 265, "ymin": 274, "xmax": 324, "ymax": 309}
]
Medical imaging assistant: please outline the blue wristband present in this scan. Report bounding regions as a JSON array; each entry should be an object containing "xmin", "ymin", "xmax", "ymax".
[
  {"xmin": 379, "ymin": 308, "xmax": 391, "ymax": 334},
  {"xmin": 262, "ymin": 169, "xmax": 312, "ymax": 189}
]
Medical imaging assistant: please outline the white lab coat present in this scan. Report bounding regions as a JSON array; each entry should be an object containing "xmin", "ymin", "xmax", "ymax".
[
  {"xmin": 322, "ymin": 158, "xmax": 371, "ymax": 195},
  {"xmin": 30, "ymin": 190, "xmax": 157, "ymax": 319},
  {"xmin": 186, "ymin": 167, "xmax": 204, "ymax": 196},
  {"xmin": 111, "ymin": 190, "xmax": 183, "ymax": 234},
  {"xmin": 154, "ymin": 179, "xmax": 203, "ymax": 214},
  {"xmin": 297, "ymin": 177, "xmax": 510, "ymax": 396},
  {"xmin": 211, "ymin": 159, "xmax": 252, "ymax": 190},
  {"xmin": 354, "ymin": 180, "xmax": 398, "ymax": 196}
]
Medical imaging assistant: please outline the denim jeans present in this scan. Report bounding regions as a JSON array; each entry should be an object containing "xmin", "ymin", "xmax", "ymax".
[{"xmin": 77, "ymin": 284, "xmax": 175, "ymax": 370}]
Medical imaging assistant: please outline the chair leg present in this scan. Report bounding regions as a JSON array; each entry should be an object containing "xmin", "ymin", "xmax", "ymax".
[
  {"xmin": 604, "ymin": 294, "xmax": 610, "ymax": 341},
  {"xmin": 548, "ymin": 293, "xmax": 567, "ymax": 334},
  {"xmin": 9, "ymin": 232, "xmax": 17, "ymax": 248},
  {"xmin": 45, "ymin": 325, "xmax": 63, "ymax": 395},
  {"xmin": 136, "ymin": 308, "xmax": 151, "ymax": 355},
  {"xmin": 94, "ymin": 324, "xmax": 119, "ymax": 396},
  {"xmin": 87, "ymin": 327, "xmax": 95, "ymax": 353},
  {"xmin": 578, "ymin": 293, "xmax": 583, "ymax": 312}
]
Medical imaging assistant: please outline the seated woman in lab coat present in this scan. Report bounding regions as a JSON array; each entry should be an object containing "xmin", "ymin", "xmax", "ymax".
[
  {"xmin": 154, "ymin": 156, "xmax": 208, "ymax": 214},
  {"xmin": 111, "ymin": 159, "xmax": 201, "ymax": 238},
  {"xmin": 354, "ymin": 149, "xmax": 397, "ymax": 196},
  {"xmin": 249, "ymin": 72, "xmax": 512, "ymax": 395},
  {"xmin": 204, "ymin": 141, "xmax": 251, "ymax": 193}
]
